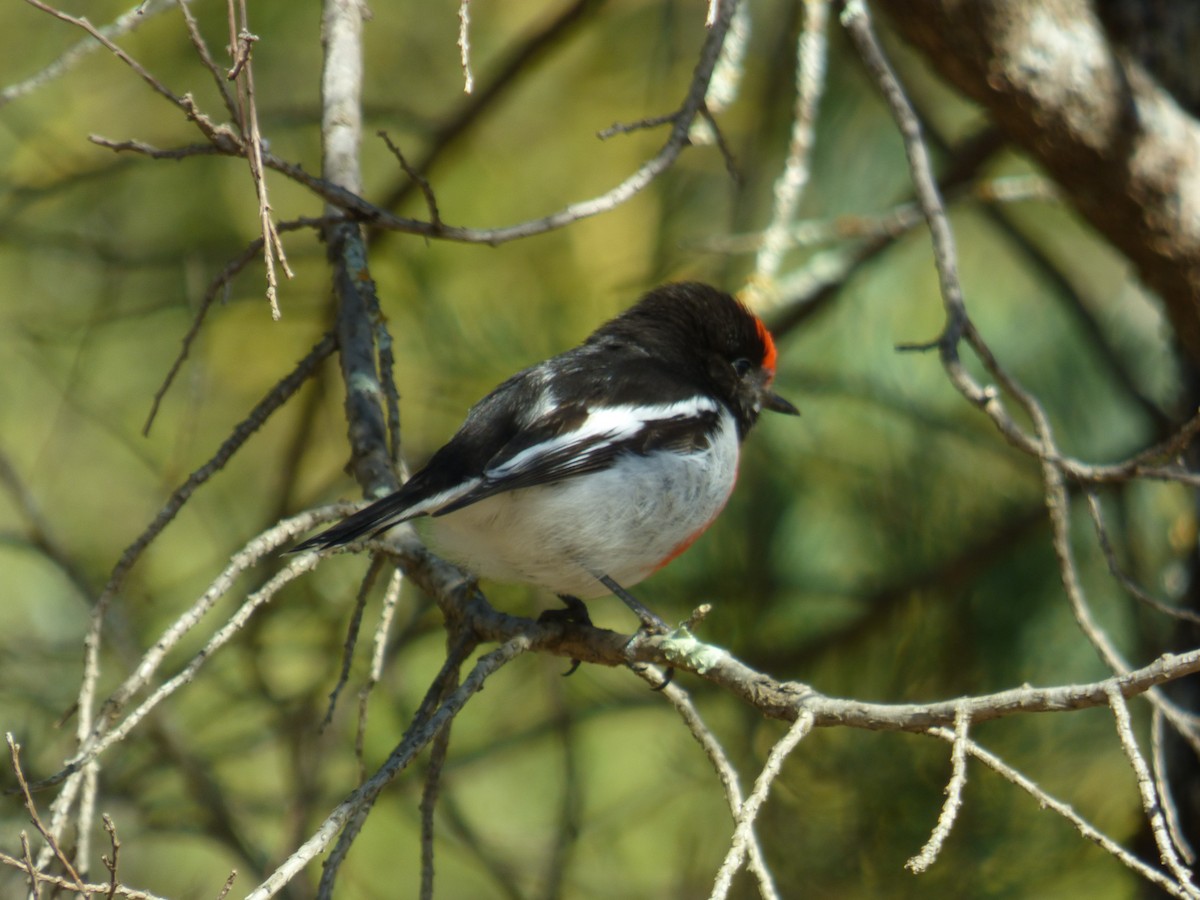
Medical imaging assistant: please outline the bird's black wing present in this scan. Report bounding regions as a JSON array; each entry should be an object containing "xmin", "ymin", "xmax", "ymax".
[
  {"xmin": 432, "ymin": 357, "xmax": 723, "ymax": 516},
  {"xmin": 292, "ymin": 364, "xmax": 542, "ymax": 551}
]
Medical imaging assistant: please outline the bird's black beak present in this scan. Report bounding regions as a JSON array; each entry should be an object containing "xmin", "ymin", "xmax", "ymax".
[{"xmin": 764, "ymin": 391, "xmax": 800, "ymax": 416}]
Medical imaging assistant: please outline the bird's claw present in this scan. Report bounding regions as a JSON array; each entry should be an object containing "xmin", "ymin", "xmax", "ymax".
[{"xmin": 541, "ymin": 595, "xmax": 593, "ymax": 676}]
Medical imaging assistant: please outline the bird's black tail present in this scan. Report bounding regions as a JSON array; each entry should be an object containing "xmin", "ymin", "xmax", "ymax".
[{"xmin": 291, "ymin": 494, "xmax": 418, "ymax": 552}]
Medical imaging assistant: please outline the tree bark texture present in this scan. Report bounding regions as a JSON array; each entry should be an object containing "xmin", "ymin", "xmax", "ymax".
[{"xmin": 876, "ymin": 0, "xmax": 1200, "ymax": 361}]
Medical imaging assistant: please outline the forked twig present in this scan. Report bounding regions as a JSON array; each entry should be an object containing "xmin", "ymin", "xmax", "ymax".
[
  {"xmin": 1107, "ymin": 686, "xmax": 1200, "ymax": 895},
  {"xmin": 709, "ymin": 712, "xmax": 814, "ymax": 899},
  {"xmin": 8, "ymin": 734, "xmax": 87, "ymax": 894}
]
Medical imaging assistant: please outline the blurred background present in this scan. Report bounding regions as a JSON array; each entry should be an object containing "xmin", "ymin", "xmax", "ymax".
[{"xmin": 0, "ymin": 0, "xmax": 1189, "ymax": 897}]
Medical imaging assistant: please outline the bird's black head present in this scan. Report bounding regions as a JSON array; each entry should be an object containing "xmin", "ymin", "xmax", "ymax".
[{"xmin": 594, "ymin": 282, "xmax": 798, "ymax": 436}]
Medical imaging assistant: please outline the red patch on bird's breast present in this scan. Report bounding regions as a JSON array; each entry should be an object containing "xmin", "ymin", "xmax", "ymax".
[{"xmin": 654, "ymin": 526, "xmax": 708, "ymax": 571}]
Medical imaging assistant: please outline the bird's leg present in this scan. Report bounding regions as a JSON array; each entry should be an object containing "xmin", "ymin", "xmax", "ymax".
[
  {"xmin": 539, "ymin": 594, "xmax": 592, "ymax": 626},
  {"xmin": 538, "ymin": 594, "xmax": 592, "ymax": 677},
  {"xmin": 596, "ymin": 574, "xmax": 669, "ymax": 633},
  {"xmin": 594, "ymin": 575, "xmax": 675, "ymax": 689}
]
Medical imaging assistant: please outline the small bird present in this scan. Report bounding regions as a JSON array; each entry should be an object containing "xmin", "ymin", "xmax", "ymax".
[{"xmin": 295, "ymin": 282, "xmax": 797, "ymax": 627}]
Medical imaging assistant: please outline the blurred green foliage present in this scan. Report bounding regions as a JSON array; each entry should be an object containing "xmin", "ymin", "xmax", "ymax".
[{"xmin": 0, "ymin": 1, "xmax": 1189, "ymax": 897}]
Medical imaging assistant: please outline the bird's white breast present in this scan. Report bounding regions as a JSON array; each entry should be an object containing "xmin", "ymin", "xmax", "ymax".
[{"xmin": 427, "ymin": 409, "xmax": 741, "ymax": 599}]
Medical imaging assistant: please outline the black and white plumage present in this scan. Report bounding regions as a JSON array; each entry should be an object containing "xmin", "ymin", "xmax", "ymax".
[{"xmin": 295, "ymin": 282, "xmax": 797, "ymax": 608}]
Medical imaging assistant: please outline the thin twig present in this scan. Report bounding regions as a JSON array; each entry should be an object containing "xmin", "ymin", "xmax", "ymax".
[
  {"xmin": 709, "ymin": 712, "xmax": 814, "ymax": 900},
  {"xmin": 1154, "ymin": 708, "xmax": 1197, "ymax": 865},
  {"xmin": 750, "ymin": 0, "xmax": 830, "ymax": 309},
  {"xmin": 109, "ymin": 331, "xmax": 336, "ymax": 607},
  {"xmin": 322, "ymin": 555, "xmax": 387, "ymax": 729},
  {"xmin": 17, "ymin": 0, "xmax": 183, "ymax": 107},
  {"xmin": 254, "ymin": 637, "xmax": 528, "ymax": 900},
  {"xmin": 1032, "ymin": 408, "xmax": 1200, "ymax": 756},
  {"xmin": 101, "ymin": 814, "xmax": 120, "ymax": 900},
  {"xmin": 215, "ymin": 870, "xmax": 238, "ymax": 900},
  {"xmin": 457, "ymin": 0, "xmax": 474, "ymax": 93},
  {"xmin": 89, "ymin": 136, "xmax": 223, "ymax": 159},
  {"xmin": 23, "ymin": 0, "xmax": 243, "ymax": 153},
  {"xmin": 2, "ymin": 0, "xmax": 174, "ymax": 107},
  {"xmin": 330, "ymin": 0, "xmax": 743, "ymax": 244},
  {"xmin": 696, "ymin": 105, "xmax": 740, "ymax": 183},
  {"xmin": 654, "ymin": 676, "xmax": 779, "ymax": 899},
  {"xmin": 76, "ymin": 737, "xmax": 101, "ymax": 879},
  {"xmin": 0, "ymin": 849, "xmax": 172, "ymax": 899},
  {"xmin": 597, "ymin": 110, "xmax": 677, "ymax": 139},
  {"xmin": 840, "ymin": 0, "xmax": 968, "ymax": 354},
  {"xmin": 19, "ymin": 832, "xmax": 40, "ymax": 900},
  {"xmin": 320, "ymin": 628, "xmax": 480, "ymax": 897},
  {"xmin": 227, "ymin": 2, "xmax": 291, "ymax": 318},
  {"xmin": 355, "ymin": 567, "xmax": 406, "ymax": 779},
  {"xmin": 90, "ymin": 136, "xmax": 222, "ymax": 159},
  {"xmin": 373, "ymin": 0, "xmax": 603, "ymax": 217},
  {"xmin": 906, "ymin": 703, "xmax": 970, "ymax": 873},
  {"xmin": 141, "ymin": 216, "xmax": 339, "ymax": 435},
  {"xmin": 8, "ymin": 734, "xmax": 87, "ymax": 894},
  {"xmin": 419, "ymin": 632, "xmax": 467, "ymax": 900},
  {"xmin": 174, "ymin": 0, "xmax": 239, "ymax": 122},
  {"xmin": 67, "ymin": 553, "xmax": 322, "ymax": 784},
  {"xmin": 1087, "ymin": 491, "xmax": 1200, "ymax": 624},
  {"xmin": 700, "ymin": 0, "xmax": 749, "ymax": 116},
  {"xmin": 704, "ymin": 176, "xmax": 1059, "ymax": 255},
  {"xmin": 927, "ymin": 728, "xmax": 1197, "ymax": 899},
  {"xmin": 378, "ymin": 131, "xmax": 441, "ymax": 227},
  {"xmin": 1107, "ymin": 685, "xmax": 1200, "ymax": 896}
]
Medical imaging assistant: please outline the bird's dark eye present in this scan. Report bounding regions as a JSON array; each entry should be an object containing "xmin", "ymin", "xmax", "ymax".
[{"xmin": 732, "ymin": 358, "xmax": 753, "ymax": 378}]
